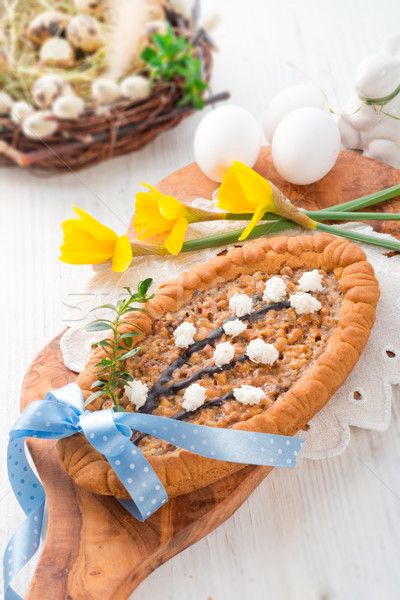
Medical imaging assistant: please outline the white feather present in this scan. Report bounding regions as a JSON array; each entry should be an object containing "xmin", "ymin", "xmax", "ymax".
[{"xmin": 105, "ymin": 0, "xmax": 164, "ymax": 81}]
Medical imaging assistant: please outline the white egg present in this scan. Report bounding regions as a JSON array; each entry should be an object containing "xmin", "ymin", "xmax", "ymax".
[
  {"xmin": 262, "ymin": 84, "xmax": 325, "ymax": 144},
  {"xmin": 40, "ymin": 37, "xmax": 74, "ymax": 68},
  {"xmin": 271, "ymin": 107, "xmax": 340, "ymax": 185},
  {"xmin": 194, "ymin": 105, "xmax": 262, "ymax": 182}
]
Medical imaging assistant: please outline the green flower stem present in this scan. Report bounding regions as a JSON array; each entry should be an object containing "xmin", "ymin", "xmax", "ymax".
[
  {"xmin": 315, "ymin": 222, "xmax": 400, "ymax": 251},
  {"xmin": 313, "ymin": 184, "xmax": 400, "ymax": 214},
  {"xmin": 225, "ymin": 210, "xmax": 400, "ymax": 222},
  {"xmin": 129, "ymin": 185, "xmax": 400, "ymax": 259},
  {"xmin": 180, "ymin": 219, "xmax": 296, "ymax": 252},
  {"xmin": 181, "ymin": 217, "xmax": 400, "ymax": 256},
  {"xmin": 221, "ymin": 185, "xmax": 400, "ymax": 222},
  {"xmin": 225, "ymin": 212, "xmax": 278, "ymax": 221},
  {"xmin": 305, "ymin": 211, "xmax": 400, "ymax": 221},
  {"xmin": 225, "ymin": 209, "xmax": 400, "ymax": 223}
]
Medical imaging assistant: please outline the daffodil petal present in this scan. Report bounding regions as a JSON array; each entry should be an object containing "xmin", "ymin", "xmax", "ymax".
[
  {"xmin": 232, "ymin": 162, "xmax": 276, "ymax": 211},
  {"xmin": 111, "ymin": 235, "xmax": 133, "ymax": 272},
  {"xmin": 136, "ymin": 230, "xmax": 170, "ymax": 243},
  {"xmin": 158, "ymin": 195, "xmax": 184, "ymax": 220},
  {"xmin": 216, "ymin": 166, "xmax": 250, "ymax": 213},
  {"xmin": 134, "ymin": 187, "xmax": 172, "ymax": 238},
  {"xmin": 62, "ymin": 220, "xmax": 116, "ymax": 248},
  {"xmin": 238, "ymin": 203, "xmax": 267, "ymax": 241},
  {"xmin": 217, "ymin": 162, "xmax": 276, "ymax": 214},
  {"xmin": 60, "ymin": 217, "xmax": 117, "ymax": 264},
  {"xmin": 163, "ymin": 216, "xmax": 188, "ymax": 255},
  {"xmin": 140, "ymin": 182, "xmax": 163, "ymax": 198},
  {"xmin": 73, "ymin": 207, "xmax": 119, "ymax": 242},
  {"xmin": 59, "ymin": 251, "xmax": 115, "ymax": 264}
]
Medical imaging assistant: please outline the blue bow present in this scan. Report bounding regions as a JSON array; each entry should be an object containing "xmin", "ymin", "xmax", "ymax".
[{"xmin": 4, "ymin": 383, "xmax": 304, "ymax": 600}]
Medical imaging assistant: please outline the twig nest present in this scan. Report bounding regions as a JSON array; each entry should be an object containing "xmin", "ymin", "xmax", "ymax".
[
  {"xmin": 27, "ymin": 10, "xmax": 71, "ymax": 46},
  {"xmin": 53, "ymin": 94, "xmax": 85, "ymax": 120},
  {"xmin": 40, "ymin": 37, "xmax": 75, "ymax": 68},
  {"xmin": 0, "ymin": 48, "xmax": 8, "ymax": 72},
  {"xmin": 33, "ymin": 75, "xmax": 73, "ymax": 109},
  {"xmin": 146, "ymin": 20, "xmax": 168, "ymax": 37},
  {"xmin": 92, "ymin": 78, "xmax": 121, "ymax": 104},
  {"xmin": 74, "ymin": 0, "xmax": 104, "ymax": 16},
  {"xmin": 22, "ymin": 111, "xmax": 58, "ymax": 139},
  {"xmin": 67, "ymin": 15, "xmax": 103, "ymax": 53},
  {"xmin": 0, "ymin": 91, "xmax": 12, "ymax": 115},
  {"xmin": 120, "ymin": 75, "xmax": 151, "ymax": 102},
  {"xmin": 10, "ymin": 101, "xmax": 34, "ymax": 125}
]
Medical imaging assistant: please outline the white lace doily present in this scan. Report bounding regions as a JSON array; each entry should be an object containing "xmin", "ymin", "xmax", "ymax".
[{"xmin": 60, "ymin": 202, "xmax": 400, "ymax": 460}]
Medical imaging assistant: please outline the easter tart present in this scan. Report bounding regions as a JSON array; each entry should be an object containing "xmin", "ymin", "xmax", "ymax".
[{"xmin": 57, "ymin": 234, "xmax": 379, "ymax": 498}]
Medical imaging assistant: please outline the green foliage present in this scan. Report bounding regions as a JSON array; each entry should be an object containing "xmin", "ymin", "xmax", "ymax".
[
  {"xmin": 84, "ymin": 279, "xmax": 154, "ymax": 411},
  {"xmin": 141, "ymin": 24, "xmax": 208, "ymax": 110}
]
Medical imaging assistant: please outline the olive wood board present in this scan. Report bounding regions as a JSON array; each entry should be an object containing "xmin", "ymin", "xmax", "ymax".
[{"xmin": 21, "ymin": 148, "xmax": 400, "ymax": 599}]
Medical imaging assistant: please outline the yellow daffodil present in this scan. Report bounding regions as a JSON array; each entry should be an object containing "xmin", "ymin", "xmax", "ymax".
[
  {"xmin": 217, "ymin": 161, "xmax": 317, "ymax": 240},
  {"xmin": 134, "ymin": 183, "xmax": 221, "ymax": 255},
  {"xmin": 60, "ymin": 207, "xmax": 133, "ymax": 272}
]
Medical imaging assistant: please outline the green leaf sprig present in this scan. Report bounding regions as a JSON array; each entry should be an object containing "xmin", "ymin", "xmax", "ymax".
[
  {"xmin": 141, "ymin": 24, "xmax": 208, "ymax": 110},
  {"xmin": 84, "ymin": 279, "xmax": 154, "ymax": 411}
]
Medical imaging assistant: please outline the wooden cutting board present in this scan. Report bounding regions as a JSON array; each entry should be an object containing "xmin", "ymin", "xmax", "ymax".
[{"xmin": 21, "ymin": 148, "xmax": 400, "ymax": 600}]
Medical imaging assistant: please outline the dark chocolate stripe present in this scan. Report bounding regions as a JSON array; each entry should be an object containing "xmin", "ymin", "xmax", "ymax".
[
  {"xmin": 139, "ymin": 299, "xmax": 289, "ymax": 414},
  {"xmin": 160, "ymin": 354, "xmax": 247, "ymax": 395},
  {"xmin": 173, "ymin": 391, "xmax": 234, "ymax": 420}
]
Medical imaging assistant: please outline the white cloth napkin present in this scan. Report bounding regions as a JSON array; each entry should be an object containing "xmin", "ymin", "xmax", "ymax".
[{"xmin": 60, "ymin": 202, "xmax": 400, "ymax": 459}]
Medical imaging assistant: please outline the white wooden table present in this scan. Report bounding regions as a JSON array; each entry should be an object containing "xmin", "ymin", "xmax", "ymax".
[{"xmin": 1, "ymin": 1, "xmax": 400, "ymax": 598}]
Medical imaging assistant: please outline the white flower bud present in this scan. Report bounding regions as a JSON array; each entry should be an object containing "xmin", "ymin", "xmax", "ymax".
[
  {"xmin": 10, "ymin": 101, "xmax": 34, "ymax": 125},
  {"xmin": 92, "ymin": 78, "xmax": 121, "ymax": 104},
  {"xmin": 53, "ymin": 95, "xmax": 85, "ymax": 120},
  {"xmin": 120, "ymin": 75, "xmax": 151, "ymax": 102},
  {"xmin": 40, "ymin": 37, "xmax": 75, "ymax": 68},
  {"xmin": 33, "ymin": 75, "xmax": 73, "ymax": 109},
  {"xmin": 0, "ymin": 91, "xmax": 12, "ymax": 115},
  {"xmin": 168, "ymin": 0, "xmax": 193, "ymax": 17},
  {"xmin": 22, "ymin": 111, "xmax": 58, "ymax": 139}
]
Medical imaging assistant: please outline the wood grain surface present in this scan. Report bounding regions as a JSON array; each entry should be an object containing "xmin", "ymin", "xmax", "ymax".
[
  {"xmin": 21, "ymin": 335, "xmax": 271, "ymax": 600},
  {"xmin": 20, "ymin": 148, "xmax": 400, "ymax": 599}
]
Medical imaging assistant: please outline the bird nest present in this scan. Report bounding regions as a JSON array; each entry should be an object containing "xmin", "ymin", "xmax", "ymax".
[{"xmin": 0, "ymin": 1, "xmax": 223, "ymax": 174}]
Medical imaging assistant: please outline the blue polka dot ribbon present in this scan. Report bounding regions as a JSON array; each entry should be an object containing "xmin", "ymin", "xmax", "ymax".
[{"xmin": 4, "ymin": 383, "xmax": 304, "ymax": 600}]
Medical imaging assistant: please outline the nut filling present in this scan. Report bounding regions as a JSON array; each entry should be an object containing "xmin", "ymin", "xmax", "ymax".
[{"xmin": 102, "ymin": 267, "xmax": 342, "ymax": 456}]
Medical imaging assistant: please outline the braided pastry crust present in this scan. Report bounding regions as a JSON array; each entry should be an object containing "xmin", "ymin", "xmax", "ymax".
[{"xmin": 57, "ymin": 234, "xmax": 379, "ymax": 498}]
